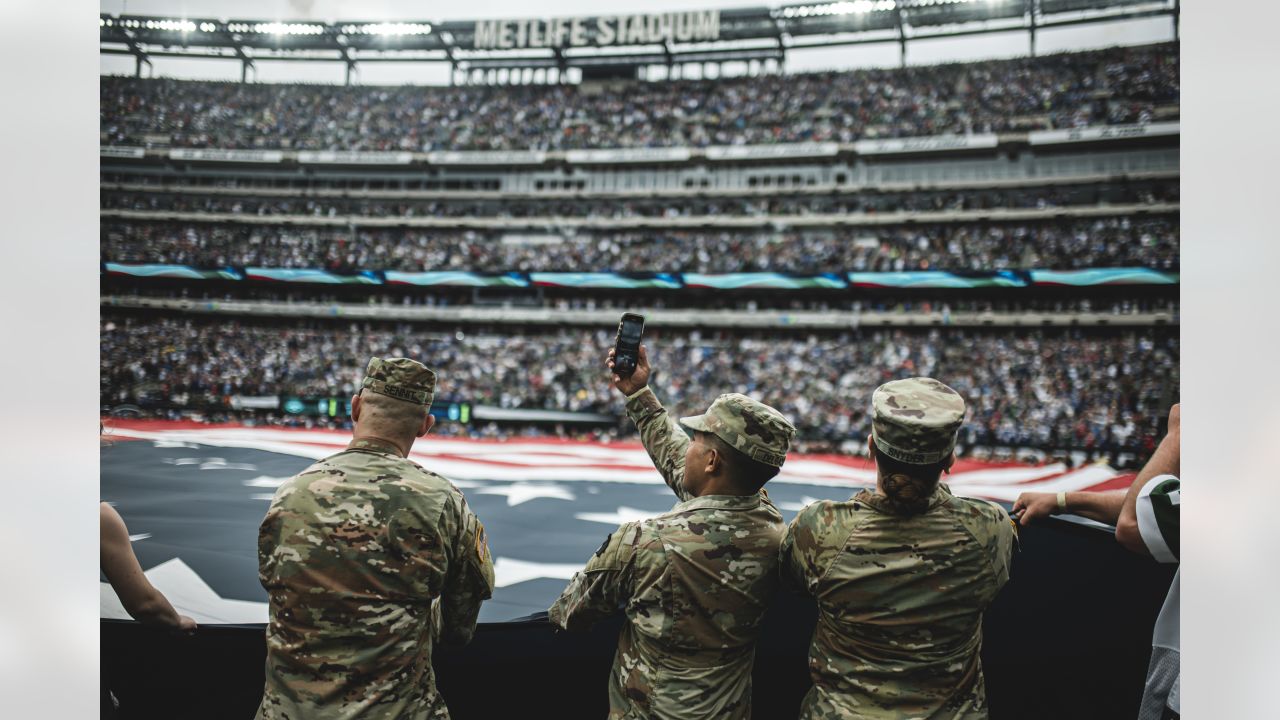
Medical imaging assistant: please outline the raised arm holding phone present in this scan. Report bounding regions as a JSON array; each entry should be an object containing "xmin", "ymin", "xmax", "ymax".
[{"xmin": 548, "ymin": 321, "xmax": 798, "ymax": 720}]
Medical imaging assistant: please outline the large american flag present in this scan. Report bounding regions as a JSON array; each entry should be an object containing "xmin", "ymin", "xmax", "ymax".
[{"xmin": 102, "ymin": 420, "xmax": 1129, "ymax": 625}]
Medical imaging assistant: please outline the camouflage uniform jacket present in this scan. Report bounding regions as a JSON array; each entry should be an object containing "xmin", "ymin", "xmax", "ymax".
[
  {"xmin": 549, "ymin": 387, "xmax": 785, "ymax": 720},
  {"xmin": 256, "ymin": 438, "xmax": 495, "ymax": 720},
  {"xmin": 780, "ymin": 484, "xmax": 1015, "ymax": 719}
]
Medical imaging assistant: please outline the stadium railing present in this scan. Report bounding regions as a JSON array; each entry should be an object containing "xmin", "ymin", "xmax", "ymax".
[{"xmin": 101, "ymin": 513, "xmax": 1177, "ymax": 720}]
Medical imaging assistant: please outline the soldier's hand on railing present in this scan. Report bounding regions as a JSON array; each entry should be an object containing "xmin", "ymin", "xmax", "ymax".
[{"xmin": 608, "ymin": 344, "xmax": 651, "ymax": 397}]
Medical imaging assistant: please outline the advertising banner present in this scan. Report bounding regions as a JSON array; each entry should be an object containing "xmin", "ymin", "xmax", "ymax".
[
  {"xmin": 1029, "ymin": 268, "xmax": 1179, "ymax": 286},
  {"xmin": 1028, "ymin": 122, "xmax": 1180, "ymax": 146},
  {"xmin": 848, "ymin": 271, "xmax": 1030, "ymax": 288},
  {"xmin": 384, "ymin": 271, "xmax": 529, "ymax": 287},
  {"xmin": 244, "ymin": 268, "xmax": 382, "ymax": 284},
  {"xmin": 168, "ymin": 149, "xmax": 285, "ymax": 163},
  {"xmin": 853, "ymin": 134, "xmax": 998, "ymax": 155},
  {"xmin": 103, "ymin": 263, "xmax": 243, "ymax": 280},
  {"xmin": 529, "ymin": 273, "xmax": 682, "ymax": 289},
  {"xmin": 683, "ymin": 273, "xmax": 847, "ymax": 290}
]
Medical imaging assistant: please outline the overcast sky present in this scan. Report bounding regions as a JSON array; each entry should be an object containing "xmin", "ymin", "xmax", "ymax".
[{"xmin": 99, "ymin": 0, "xmax": 1177, "ymax": 84}]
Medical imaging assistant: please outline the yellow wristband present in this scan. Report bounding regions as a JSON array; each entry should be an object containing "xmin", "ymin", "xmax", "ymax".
[{"xmin": 1056, "ymin": 491, "xmax": 1067, "ymax": 511}]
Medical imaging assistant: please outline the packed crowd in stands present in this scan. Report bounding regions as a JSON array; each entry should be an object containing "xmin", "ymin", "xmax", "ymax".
[
  {"xmin": 101, "ymin": 315, "xmax": 1178, "ymax": 455},
  {"xmin": 102, "ymin": 284, "xmax": 1180, "ymax": 316},
  {"xmin": 102, "ymin": 216, "xmax": 1179, "ymax": 272},
  {"xmin": 100, "ymin": 181, "xmax": 1178, "ymax": 219},
  {"xmin": 100, "ymin": 44, "xmax": 1178, "ymax": 151}
]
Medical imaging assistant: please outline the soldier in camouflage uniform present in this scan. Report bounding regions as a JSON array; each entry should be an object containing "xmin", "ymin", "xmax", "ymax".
[
  {"xmin": 256, "ymin": 357, "xmax": 495, "ymax": 720},
  {"xmin": 550, "ymin": 344, "xmax": 797, "ymax": 719},
  {"xmin": 780, "ymin": 377, "xmax": 1016, "ymax": 719}
]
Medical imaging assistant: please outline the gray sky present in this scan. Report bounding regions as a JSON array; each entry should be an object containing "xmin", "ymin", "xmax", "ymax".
[{"xmin": 99, "ymin": 0, "xmax": 1176, "ymax": 84}]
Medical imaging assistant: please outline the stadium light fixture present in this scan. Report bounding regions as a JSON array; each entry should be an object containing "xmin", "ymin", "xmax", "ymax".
[
  {"xmin": 779, "ymin": 1, "xmax": 897, "ymax": 19},
  {"xmin": 143, "ymin": 19, "xmax": 197, "ymax": 33},
  {"xmin": 356, "ymin": 22, "xmax": 433, "ymax": 36},
  {"xmin": 252, "ymin": 22, "xmax": 326, "ymax": 35}
]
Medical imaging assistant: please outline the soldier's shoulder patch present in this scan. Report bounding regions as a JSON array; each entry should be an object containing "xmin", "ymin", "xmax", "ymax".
[
  {"xmin": 585, "ymin": 523, "xmax": 644, "ymax": 572},
  {"xmin": 475, "ymin": 521, "xmax": 490, "ymax": 564},
  {"xmin": 593, "ymin": 533, "xmax": 613, "ymax": 558}
]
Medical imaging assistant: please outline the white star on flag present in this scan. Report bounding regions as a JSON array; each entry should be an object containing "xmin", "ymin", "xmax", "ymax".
[
  {"xmin": 575, "ymin": 506, "xmax": 663, "ymax": 526},
  {"xmin": 492, "ymin": 557, "xmax": 583, "ymax": 588},
  {"xmin": 243, "ymin": 475, "xmax": 290, "ymax": 488},
  {"xmin": 473, "ymin": 482, "xmax": 577, "ymax": 506},
  {"xmin": 101, "ymin": 558, "xmax": 268, "ymax": 624},
  {"xmin": 775, "ymin": 496, "xmax": 825, "ymax": 512}
]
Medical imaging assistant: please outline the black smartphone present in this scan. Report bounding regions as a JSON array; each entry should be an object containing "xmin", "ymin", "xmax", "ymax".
[{"xmin": 612, "ymin": 313, "xmax": 645, "ymax": 377}]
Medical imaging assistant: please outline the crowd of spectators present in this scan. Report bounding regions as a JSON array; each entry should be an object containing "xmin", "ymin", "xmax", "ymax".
[
  {"xmin": 100, "ymin": 181, "xmax": 1177, "ymax": 219},
  {"xmin": 103, "ymin": 284, "xmax": 1180, "ymax": 316},
  {"xmin": 102, "ymin": 216, "xmax": 1179, "ymax": 272},
  {"xmin": 101, "ymin": 43, "xmax": 1178, "ymax": 152},
  {"xmin": 101, "ymin": 315, "xmax": 1178, "ymax": 456}
]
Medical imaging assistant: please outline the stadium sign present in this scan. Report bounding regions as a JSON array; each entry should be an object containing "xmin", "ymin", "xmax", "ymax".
[
  {"xmin": 168, "ymin": 148, "xmax": 285, "ymax": 163},
  {"xmin": 705, "ymin": 143, "xmax": 839, "ymax": 160},
  {"xmin": 297, "ymin": 150, "xmax": 413, "ymax": 165},
  {"xmin": 565, "ymin": 148, "xmax": 691, "ymax": 164},
  {"xmin": 100, "ymin": 146, "xmax": 146, "ymax": 159},
  {"xmin": 853, "ymin": 134, "xmax": 998, "ymax": 155},
  {"xmin": 427, "ymin": 150, "xmax": 548, "ymax": 165},
  {"xmin": 229, "ymin": 395, "xmax": 279, "ymax": 410},
  {"xmin": 472, "ymin": 11, "xmax": 720, "ymax": 49},
  {"xmin": 1028, "ymin": 122, "xmax": 1180, "ymax": 146}
]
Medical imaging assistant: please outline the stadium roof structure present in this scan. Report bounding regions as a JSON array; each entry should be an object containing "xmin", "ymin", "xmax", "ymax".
[{"xmin": 101, "ymin": 0, "xmax": 1178, "ymax": 84}]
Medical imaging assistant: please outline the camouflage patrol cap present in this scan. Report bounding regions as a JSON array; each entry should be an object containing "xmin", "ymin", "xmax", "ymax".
[
  {"xmin": 871, "ymin": 377, "xmax": 965, "ymax": 465},
  {"xmin": 360, "ymin": 357, "xmax": 436, "ymax": 408},
  {"xmin": 680, "ymin": 393, "xmax": 796, "ymax": 468}
]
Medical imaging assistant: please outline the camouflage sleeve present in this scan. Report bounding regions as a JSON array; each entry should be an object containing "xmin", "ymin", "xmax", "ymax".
[
  {"xmin": 779, "ymin": 503, "xmax": 850, "ymax": 595},
  {"xmin": 435, "ymin": 495, "xmax": 496, "ymax": 647},
  {"xmin": 624, "ymin": 386, "xmax": 692, "ymax": 502},
  {"xmin": 983, "ymin": 501, "xmax": 1017, "ymax": 588},
  {"xmin": 778, "ymin": 519, "xmax": 809, "ymax": 593},
  {"xmin": 548, "ymin": 522, "xmax": 644, "ymax": 632}
]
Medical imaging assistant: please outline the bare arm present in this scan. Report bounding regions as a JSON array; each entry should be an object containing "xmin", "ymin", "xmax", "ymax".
[
  {"xmin": 1116, "ymin": 404, "xmax": 1180, "ymax": 555},
  {"xmin": 1012, "ymin": 489, "xmax": 1127, "ymax": 526},
  {"xmin": 100, "ymin": 503, "xmax": 196, "ymax": 634}
]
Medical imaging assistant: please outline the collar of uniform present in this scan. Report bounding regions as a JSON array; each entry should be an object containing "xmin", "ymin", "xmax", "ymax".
[
  {"xmin": 674, "ymin": 492, "xmax": 763, "ymax": 512},
  {"xmin": 853, "ymin": 483, "xmax": 954, "ymax": 516},
  {"xmin": 346, "ymin": 437, "xmax": 405, "ymax": 457}
]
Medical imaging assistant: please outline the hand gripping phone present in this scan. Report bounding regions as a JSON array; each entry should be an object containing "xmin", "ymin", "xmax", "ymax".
[{"xmin": 612, "ymin": 313, "xmax": 645, "ymax": 378}]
